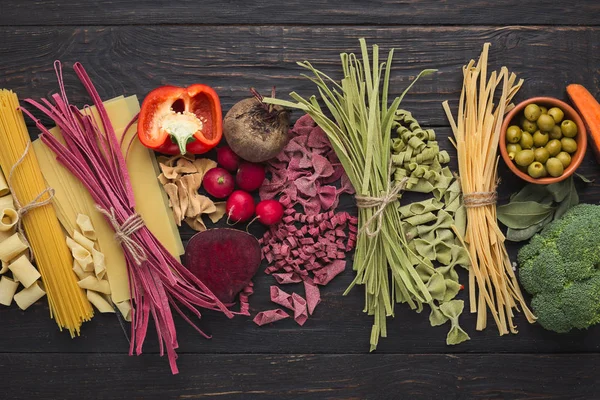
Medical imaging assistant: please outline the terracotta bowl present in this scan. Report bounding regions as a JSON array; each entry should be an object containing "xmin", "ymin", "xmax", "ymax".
[{"xmin": 500, "ymin": 97, "xmax": 587, "ymax": 184}]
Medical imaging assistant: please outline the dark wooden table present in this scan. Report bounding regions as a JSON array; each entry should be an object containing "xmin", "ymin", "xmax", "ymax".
[{"xmin": 1, "ymin": 1, "xmax": 600, "ymax": 399}]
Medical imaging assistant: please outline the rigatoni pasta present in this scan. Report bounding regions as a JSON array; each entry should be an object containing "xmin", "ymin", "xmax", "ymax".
[
  {"xmin": 8, "ymin": 255, "xmax": 40, "ymax": 288},
  {"xmin": 0, "ymin": 232, "xmax": 28, "ymax": 263},
  {"xmin": 0, "ymin": 276, "xmax": 18, "ymax": 306},
  {"xmin": 86, "ymin": 290, "xmax": 114, "ymax": 313},
  {"xmin": 14, "ymin": 281, "xmax": 46, "ymax": 310},
  {"xmin": 0, "ymin": 208, "xmax": 18, "ymax": 231}
]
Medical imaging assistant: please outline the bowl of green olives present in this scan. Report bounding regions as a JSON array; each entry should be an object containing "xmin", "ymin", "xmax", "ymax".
[{"xmin": 500, "ymin": 97, "xmax": 587, "ymax": 184}]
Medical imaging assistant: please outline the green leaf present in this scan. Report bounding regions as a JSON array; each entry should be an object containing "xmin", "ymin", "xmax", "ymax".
[
  {"xmin": 510, "ymin": 184, "xmax": 549, "ymax": 203},
  {"xmin": 554, "ymin": 178, "xmax": 579, "ymax": 220},
  {"xmin": 497, "ymin": 201, "xmax": 555, "ymax": 229},
  {"xmin": 506, "ymin": 213, "xmax": 553, "ymax": 242},
  {"xmin": 546, "ymin": 177, "xmax": 573, "ymax": 203},
  {"xmin": 575, "ymin": 172, "xmax": 595, "ymax": 183}
]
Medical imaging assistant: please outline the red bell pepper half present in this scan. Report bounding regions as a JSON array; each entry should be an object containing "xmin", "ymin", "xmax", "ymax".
[{"xmin": 138, "ymin": 84, "xmax": 222, "ymax": 155}]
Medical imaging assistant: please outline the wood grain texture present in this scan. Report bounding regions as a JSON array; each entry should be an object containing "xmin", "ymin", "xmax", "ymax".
[
  {"xmin": 0, "ymin": 26, "xmax": 598, "ymax": 127},
  {"xmin": 1, "ymin": 353, "xmax": 598, "ymax": 400},
  {"xmin": 1, "ymin": 0, "xmax": 600, "ymax": 26}
]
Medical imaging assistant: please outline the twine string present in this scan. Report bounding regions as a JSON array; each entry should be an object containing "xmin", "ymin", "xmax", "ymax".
[
  {"xmin": 356, "ymin": 176, "xmax": 408, "ymax": 237},
  {"xmin": 463, "ymin": 190, "xmax": 498, "ymax": 208},
  {"xmin": 95, "ymin": 205, "xmax": 147, "ymax": 265}
]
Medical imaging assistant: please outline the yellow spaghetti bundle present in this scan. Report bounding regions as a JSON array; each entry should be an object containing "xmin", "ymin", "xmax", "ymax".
[
  {"xmin": 0, "ymin": 89, "xmax": 93, "ymax": 336},
  {"xmin": 442, "ymin": 44, "xmax": 536, "ymax": 334}
]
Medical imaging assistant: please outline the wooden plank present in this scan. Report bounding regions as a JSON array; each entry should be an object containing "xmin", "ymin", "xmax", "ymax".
[
  {"xmin": 1, "ymin": 0, "xmax": 600, "ymax": 26},
  {"xmin": 0, "ymin": 26, "xmax": 598, "ymax": 128},
  {"xmin": 1, "ymin": 353, "xmax": 598, "ymax": 399},
  {"xmin": 0, "ymin": 126, "xmax": 598, "ymax": 355}
]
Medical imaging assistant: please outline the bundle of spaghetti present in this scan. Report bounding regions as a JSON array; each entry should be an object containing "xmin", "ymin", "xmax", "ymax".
[
  {"xmin": 442, "ymin": 44, "xmax": 536, "ymax": 335},
  {"xmin": 21, "ymin": 61, "xmax": 233, "ymax": 375},
  {"xmin": 0, "ymin": 89, "xmax": 93, "ymax": 336}
]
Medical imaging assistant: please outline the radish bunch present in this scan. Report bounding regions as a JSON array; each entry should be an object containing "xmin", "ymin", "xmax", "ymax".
[{"xmin": 203, "ymin": 146, "xmax": 284, "ymax": 225}]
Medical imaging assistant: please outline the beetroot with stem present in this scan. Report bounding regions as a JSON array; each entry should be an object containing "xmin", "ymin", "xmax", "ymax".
[
  {"xmin": 203, "ymin": 167, "xmax": 235, "ymax": 199},
  {"xmin": 223, "ymin": 87, "xmax": 290, "ymax": 163},
  {"xmin": 226, "ymin": 190, "xmax": 255, "ymax": 223},
  {"xmin": 236, "ymin": 162, "xmax": 266, "ymax": 192},
  {"xmin": 185, "ymin": 228, "xmax": 261, "ymax": 304},
  {"xmin": 217, "ymin": 145, "xmax": 241, "ymax": 172},
  {"xmin": 256, "ymin": 199, "xmax": 284, "ymax": 226}
]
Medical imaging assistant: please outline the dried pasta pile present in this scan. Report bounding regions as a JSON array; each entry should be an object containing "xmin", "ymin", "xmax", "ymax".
[
  {"xmin": 0, "ymin": 89, "xmax": 93, "ymax": 336},
  {"xmin": 442, "ymin": 44, "xmax": 536, "ymax": 334}
]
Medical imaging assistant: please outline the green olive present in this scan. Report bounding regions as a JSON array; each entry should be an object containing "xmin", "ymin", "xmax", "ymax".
[
  {"xmin": 508, "ymin": 151, "xmax": 516, "ymax": 161},
  {"xmin": 549, "ymin": 125, "xmax": 563, "ymax": 140},
  {"xmin": 561, "ymin": 137, "xmax": 577, "ymax": 154},
  {"xmin": 556, "ymin": 151, "xmax": 572, "ymax": 168},
  {"xmin": 527, "ymin": 161, "xmax": 546, "ymax": 179},
  {"xmin": 547, "ymin": 107, "xmax": 564, "ymax": 123},
  {"xmin": 517, "ymin": 164, "xmax": 528, "ymax": 173},
  {"xmin": 515, "ymin": 149, "xmax": 535, "ymax": 167},
  {"xmin": 534, "ymin": 147, "xmax": 550, "ymax": 164},
  {"xmin": 533, "ymin": 130, "xmax": 549, "ymax": 147},
  {"xmin": 506, "ymin": 143, "xmax": 522, "ymax": 154},
  {"xmin": 519, "ymin": 132, "xmax": 534, "ymax": 149},
  {"xmin": 546, "ymin": 157, "xmax": 564, "ymax": 177},
  {"xmin": 561, "ymin": 120, "xmax": 578, "ymax": 138},
  {"xmin": 524, "ymin": 104, "xmax": 542, "ymax": 122},
  {"xmin": 522, "ymin": 119, "xmax": 538, "ymax": 134},
  {"xmin": 506, "ymin": 125, "xmax": 522, "ymax": 143},
  {"xmin": 539, "ymin": 106, "xmax": 548, "ymax": 115},
  {"xmin": 545, "ymin": 139, "xmax": 562, "ymax": 156},
  {"xmin": 537, "ymin": 114, "xmax": 556, "ymax": 132}
]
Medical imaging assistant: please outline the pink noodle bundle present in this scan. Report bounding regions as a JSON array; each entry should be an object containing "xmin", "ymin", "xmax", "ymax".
[{"xmin": 22, "ymin": 62, "xmax": 233, "ymax": 374}]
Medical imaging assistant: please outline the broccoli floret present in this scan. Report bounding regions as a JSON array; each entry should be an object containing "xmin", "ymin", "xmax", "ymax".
[{"xmin": 518, "ymin": 204, "xmax": 600, "ymax": 333}]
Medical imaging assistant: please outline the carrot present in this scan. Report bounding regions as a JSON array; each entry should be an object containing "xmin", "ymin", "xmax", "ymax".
[{"xmin": 567, "ymin": 84, "xmax": 600, "ymax": 163}]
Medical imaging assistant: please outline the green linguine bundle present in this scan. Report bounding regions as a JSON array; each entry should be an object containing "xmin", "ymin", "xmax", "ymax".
[{"xmin": 267, "ymin": 39, "xmax": 469, "ymax": 349}]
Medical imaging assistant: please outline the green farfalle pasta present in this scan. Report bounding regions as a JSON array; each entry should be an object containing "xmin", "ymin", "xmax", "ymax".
[{"xmin": 440, "ymin": 300, "xmax": 471, "ymax": 345}]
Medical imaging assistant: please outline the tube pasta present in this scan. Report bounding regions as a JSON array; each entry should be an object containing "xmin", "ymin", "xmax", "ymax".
[
  {"xmin": 116, "ymin": 300, "xmax": 132, "ymax": 321},
  {"xmin": 8, "ymin": 255, "xmax": 41, "ymax": 288},
  {"xmin": 73, "ymin": 231, "xmax": 95, "ymax": 252},
  {"xmin": 72, "ymin": 260, "xmax": 93, "ymax": 280},
  {"xmin": 0, "ymin": 276, "xmax": 18, "ymax": 306},
  {"xmin": 14, "ymin": 281, "xmax": 46, "ymax": 310},
  {"xmin": 67, "ymin": 237, "xmax": 94, "ymax": 272},
  {"xmin": 0, "ymin": 195, "xmax": 14, "ymax": 211},
  {"xmin": 76, "ymin": 214, "xmax": 96, "ymax": 241},
  {"xmin": 0, "ymin": 232, "xmax": 28, "ymax": 263},
  {"xmin": 0, "ymin": 170, "xmax": 8, "ymax": 197},
  {"xmin": 86, "ymin": 290, "xmax": 114, "ymax": 313},
  {"xmin": 92, "ymin": 248, "xmax": 106, "ymax": 280},
  {"xmin": 77, "ymin": 275, "xmax": 111, "ymax": 294},
  {"xmin": 0, "ymin": 260, "xmax": 8, "ymax": 274},
  {"xmin": 0, "ymin": 208, "xmax": 18, "ymax": 232}
]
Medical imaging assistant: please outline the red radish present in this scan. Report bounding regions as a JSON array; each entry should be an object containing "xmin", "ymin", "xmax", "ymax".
[
  {"xmin": 203, "ymin": 167, "xmax": 235, "ymax": 199},
  {"xmin": 255, "ymin": 200, "xmax": 284, "ymax": 225},
  {"xmin": 217, "ymin": 145, "xmax": 241, "ymax": 172},
  {"xmin": 226, "ymin": 190, "xmax": 255, "ymax": 223},
  {"xmin": 185, "ymin": 228, "xmax": 261, "ymax": 303},
  {"xmin": 236, "ymin": 162, "xmax": 266, "ymax": 192}
]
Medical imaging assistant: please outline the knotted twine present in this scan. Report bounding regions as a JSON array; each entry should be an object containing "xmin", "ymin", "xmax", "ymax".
[
  {"xmin": 356, "ymin": 176, "xmax": 409, "ymax": 237},
  {"xmin": 462, "ymin": 190, "xmax": 498, "ymax": 208},
  {"xmin": 7, "ymin": 141, "xmax": 55, "ymax": 260},
  {"xmin": 95, "ymin": 205, "xmax": 147, "ymax": 265}
]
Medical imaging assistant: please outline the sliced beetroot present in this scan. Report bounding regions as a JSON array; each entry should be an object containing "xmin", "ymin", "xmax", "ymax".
[
  {"xmin": 185, "ymin": 228, "xmax": 261, "ymax": 304},
  {"xmin": 203, "ymin": 167, "xmax": 235, "ymax": 199},
  {"xmin": 236, "ymin": 162, "xmax": 266, "ymax": 192}
]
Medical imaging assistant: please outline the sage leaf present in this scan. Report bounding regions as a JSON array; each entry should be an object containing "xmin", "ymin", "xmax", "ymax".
[
  {"xmin": 554, "ymin": 178, "xmax": 578, "ymax": 220},
  {"xmin": 506, "ymin": 213, "xmax": 553, "ymax": 242},
  {"xmin": 510, "ymin": 184, "xmax": 549, "ymax": 203},
  {"xmin": 497, "ymin": 201, "xmax": 555, "ymax": 229},
  {"xmin": 546, "ymin": 177, "xmax": 573, "ymax": 203}
]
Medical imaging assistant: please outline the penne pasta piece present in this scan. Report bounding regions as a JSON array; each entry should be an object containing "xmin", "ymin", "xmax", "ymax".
[
  {"xmin": 0, "ymin": 232, "xmax": 28, "ymax": 263},
  {"xmin": 0, "ymin": 170, "xmax": 8, "ymax": 197},
  {"xmin": 76, "ymin": 214, "xmax": 97, "ymax": 241},
  {"xmin": 73, "ymin": 230, "xmax": 95, "ymax": 252},
  {"xmin": 0, "ymin": 208, "xmax": 18, "ymax": 232},
  {"xmin": 0, "ymin": 276, "xmax": 18, "ymax": 306},
  {"xmin": 0, "ymin": 260, "xmax": 8, "ymax": 274},
  {"xmin": 116, "ymin": 300, "xmax": 132, "ymax": 322},
  {"xmin": 14, "ymin": 282, "xmax": 46, "ymax": 310},
  {"xmin": 92, "ymin": 248, "xmax": 106, "ymax": 280},
  {"xmin": 77, "ymin": 275, "xmax": 111, "ymax": 294},
  {"xmin": 86, "ymin": 290, "xmax": 114, "ymax": 313},
  {"xmin": 72, "ymin": 260, "xmax": 93, "ymax": 280},
  {"xmin": 8, "ymin": 255, "xmax": 41, "ymax": 288},
  {"xmin": 67, "ymin": 237, "xmax": 94, "ymax": 272},
  {"xmin": 0, "ymin": 195, "xmax": 14, "ymax": 210}
]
